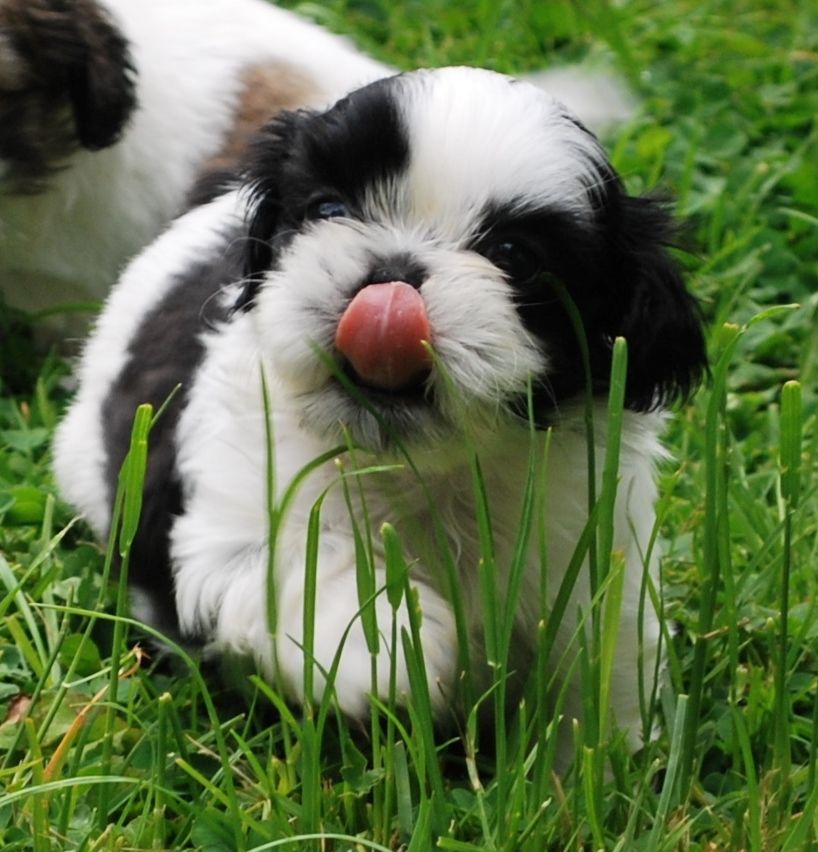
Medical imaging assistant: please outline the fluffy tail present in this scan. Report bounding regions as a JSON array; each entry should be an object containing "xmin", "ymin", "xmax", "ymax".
[{"xmin": 523, "ymin": 65, "xmax": 637, "ymax": 133}]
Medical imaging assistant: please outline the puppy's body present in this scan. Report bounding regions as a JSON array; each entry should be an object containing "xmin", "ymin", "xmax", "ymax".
[
  {"xmin": 55, "ymin": 67, "xmax": 705, "ymax": 760},
  {"xmin": 0, "ymin": 0, "xmax": 386, "ymax": 327}
]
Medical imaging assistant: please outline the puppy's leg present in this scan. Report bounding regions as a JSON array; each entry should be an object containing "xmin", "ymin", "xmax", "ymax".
[
  {"xmin": 275, "ymin": 542, "xmax": 457, "ymax": 718},
  {"xmin": 0, "ymin": 0, "xmax": 135, "ymax": 191}
]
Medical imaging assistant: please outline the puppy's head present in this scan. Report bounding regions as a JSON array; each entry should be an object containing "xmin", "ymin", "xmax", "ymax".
[{"xmin": 238, "ymin": 67, "xmax": 706, "ymax": 452}]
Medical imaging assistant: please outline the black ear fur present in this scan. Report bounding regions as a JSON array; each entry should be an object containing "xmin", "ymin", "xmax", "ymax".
[
  {"xmin": 0, "ymin": 0, "xmax": 136, "ymax": 188},
  {"xmin": 234, "ymin": 110, "xmax": 308, "ymax": 312},
  {"xmin": 610, "ymin": 195, "xmax": 707, "ymax": 411},
  {"xmin": 67, "ymin": 2, "xmax": 137, "ymax": 150}
]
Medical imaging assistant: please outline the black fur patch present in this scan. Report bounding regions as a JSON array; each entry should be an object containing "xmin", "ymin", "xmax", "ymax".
[
  {"xmin": 101, "ymin": 230, "xmax": 243, "ymax": 636},
  {"xmin": 0, "ymin": 0, "xmax": 136, "ymax": 192},
  {"xmin": 473, "ymin": 201, "xmax": 612, "ymax": 416},
  {"xmin": 603, "ymin": 193, "xmax": 707, "ymax": 410},
  {"xmin": 186, "ymin": 170, "xmax": 240, "ymax": 209},
  {"xmin": 236, "ymin": 76, "xmax": 410, "ymax": 308},
  {"xmin": 476, "ymin": 181, "xmax": 706, "ymax": 420}
]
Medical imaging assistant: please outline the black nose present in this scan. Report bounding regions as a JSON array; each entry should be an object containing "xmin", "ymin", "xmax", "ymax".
[{"xmin": 366, "ymin": 253, "xmax": 427, "ymax": 289}]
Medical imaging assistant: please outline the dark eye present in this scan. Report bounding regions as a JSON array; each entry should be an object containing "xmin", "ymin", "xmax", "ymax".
[
  {"xmin": 483, "ymin": 239, "xmax": 544, "ymax": 286},
  {"xmin": 306, "ymin": 198, "xmax": 351, "ymax": 220}
]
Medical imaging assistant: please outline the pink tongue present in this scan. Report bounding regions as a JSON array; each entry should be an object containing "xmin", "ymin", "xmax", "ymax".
[{"xmin": 335, "ymin": 282, "xmax": 431, "ymax": 391}]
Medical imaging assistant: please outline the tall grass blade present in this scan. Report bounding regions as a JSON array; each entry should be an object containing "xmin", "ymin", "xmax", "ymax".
[
  {"xmin": 99, "ymin": 403, "xmax": 152, "ymax": 830},
  {"xmin": 647, "ymin": 694, "xmax": 689, "ymax": 852},
  {"xmin": 598, "ymin": 550, "xmax": 625, "ymax": 745},
  {"xmin": 774, "ymin": 381, "xmax": 801, "ymax": 789},
  {"xmin": 596, "ymin": 337, "xmax": 628, "ymax": 594},
  {"xmin": 680, "ymin": 323, "xmax": 742, "ymax": 795}
]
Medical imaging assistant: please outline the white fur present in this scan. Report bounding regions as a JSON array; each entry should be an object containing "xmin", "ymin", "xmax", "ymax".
[
  {"xmin": 399, "ymin": 68, "xmax": 606, "ymax": 228},
  {"xmin": 53, "ymin": 191, "xmax": 246, "ymax": 533},
  {"xmin": 524, "ymin": 65, "xmax": 637, "ymax": 131}
]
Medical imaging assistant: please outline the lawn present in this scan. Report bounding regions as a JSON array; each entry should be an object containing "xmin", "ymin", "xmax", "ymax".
[{"xmin": 1, "ymin": 0, "xmax": 817, "ymax": 849}]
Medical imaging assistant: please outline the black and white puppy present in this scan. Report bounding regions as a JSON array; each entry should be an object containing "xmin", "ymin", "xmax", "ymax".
[{"xmin": 55, "ymin": 66, "xmax": 706, "ymax": 756}]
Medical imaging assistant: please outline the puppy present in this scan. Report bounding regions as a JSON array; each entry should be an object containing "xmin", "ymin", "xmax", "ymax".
[{"xmin": 54, "ymin": 65, "xmax": 706, "ymax": 761}]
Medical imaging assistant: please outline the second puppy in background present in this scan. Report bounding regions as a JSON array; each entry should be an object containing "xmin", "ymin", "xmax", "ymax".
[
  {"xmin": 0, "ymin": 0, "xmax": 630, "ymax": 335},
  {"xmin": 0, "ymin": 0, "xmax": 385, "ymax": 331}
]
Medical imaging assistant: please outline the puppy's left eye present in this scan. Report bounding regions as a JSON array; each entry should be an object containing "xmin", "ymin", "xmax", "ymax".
[
  {"xmin": 306, "ymin": 198, "xmax": 350, "ymax": 220},
  {"xmin": 483, "ymin": 239, "xmax": 544, "ymax": 286}
]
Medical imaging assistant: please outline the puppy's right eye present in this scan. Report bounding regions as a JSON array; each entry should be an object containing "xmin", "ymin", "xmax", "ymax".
[
  {"xmin": 482, "ymin": 238, "xmax": 544, "ymax": 287},
  {"xmin": 306, "ymin": 198, "xmax": 350, "ymax": 220}
]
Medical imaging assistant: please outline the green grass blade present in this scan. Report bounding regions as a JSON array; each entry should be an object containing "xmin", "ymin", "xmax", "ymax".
[
  {"xmin": 774, "ymin": 381, "xmax": 801, "ymax": 789},
  {"xmin": 646, "ymin": 694, "xmax": 689, "ymax": 852},
  {"xmin": 680, "ymin": 322, "xmax": 742, "ymax": 795}
]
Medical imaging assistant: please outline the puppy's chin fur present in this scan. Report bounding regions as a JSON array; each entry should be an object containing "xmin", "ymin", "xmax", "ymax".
[{"xmin": 54, "ymin": 59, "xmax": 706, "ymax": 766}]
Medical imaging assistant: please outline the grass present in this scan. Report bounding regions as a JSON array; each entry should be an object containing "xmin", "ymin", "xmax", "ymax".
[{"xmin": 1, "ymin": 0, "xmax": 818, "ymax": 848}]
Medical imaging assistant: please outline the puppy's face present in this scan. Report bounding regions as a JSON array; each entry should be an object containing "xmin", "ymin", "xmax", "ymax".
[{"xmin": 240, "ymin": 67, "xmax": 705, "ymax": 452}]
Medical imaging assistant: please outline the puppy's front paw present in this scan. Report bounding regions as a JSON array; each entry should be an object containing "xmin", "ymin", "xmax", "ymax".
[
  {"xmin": 276, "ymin": 570, "xmax": 457, "ymax": 718},
  {"xmin": 0, "ymin": 0, "xmax": 135, "ymax": 190}
]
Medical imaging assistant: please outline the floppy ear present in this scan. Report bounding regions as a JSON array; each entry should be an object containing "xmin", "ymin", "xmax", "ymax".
[
  {"xmin": 234, "ymin": 110, "xmax": 307, "ymax": 311},
  {"xmin": 0, "ymin": 0, "xmax": 135, "ymax": 188},
  {"xmin": 66, "ymin": 1, "xmax": 137, "ymax": 150},
  {"xmin": 611, "ymin": 195, "xmax": 707, "ymax": 411}
]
